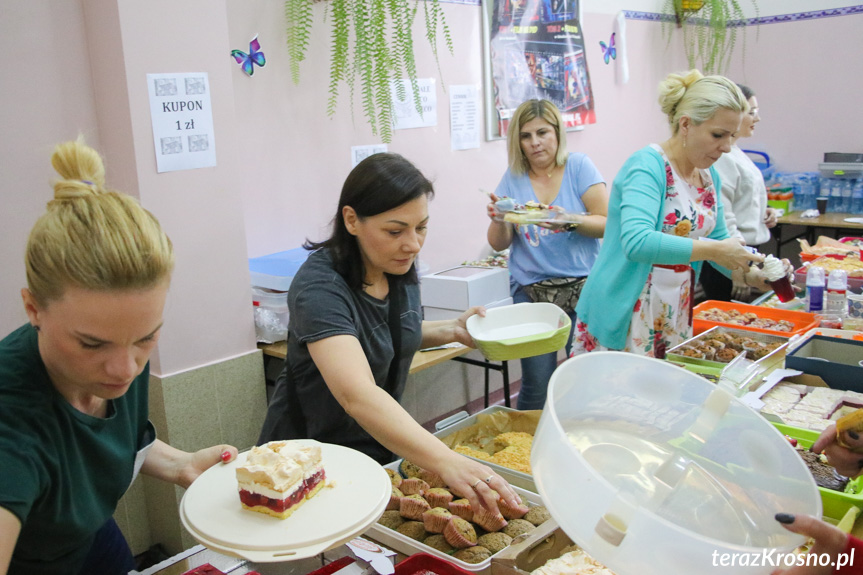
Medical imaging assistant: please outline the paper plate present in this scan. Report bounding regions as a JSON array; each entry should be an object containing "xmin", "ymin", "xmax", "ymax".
[{"xmin": 180, "ymin": 440, "xmax": 390, "ymax": 562}]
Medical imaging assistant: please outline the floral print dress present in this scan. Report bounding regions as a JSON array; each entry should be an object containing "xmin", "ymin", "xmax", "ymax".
[{"xmin": 572, "ymin": 144, "xmax": 719, "ymax": 358}]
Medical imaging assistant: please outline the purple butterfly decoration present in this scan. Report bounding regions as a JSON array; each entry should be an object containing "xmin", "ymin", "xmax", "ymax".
[
  {"xmin": 231, "ymin": 35, "xmax": 266, "ymax": 76},
  {"xmin": 599, "ymin": 33, "xmax": 616, "ymax": 65}
]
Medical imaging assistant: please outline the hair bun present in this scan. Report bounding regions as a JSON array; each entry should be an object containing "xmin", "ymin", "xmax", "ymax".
[
  {"xmin": 657, "ymin": 69, "xmax": 704, "ymax": 120},
  {"xmin": 50, "ymin": 138, "xmax": 107, "ymax": 201}
]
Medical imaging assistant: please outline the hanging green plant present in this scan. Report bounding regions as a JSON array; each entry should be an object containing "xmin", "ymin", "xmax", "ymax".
[
  {"xmin": 661, "ymin": 0, "xmax": 759, "ymax": 76},
  {"xmin": 284, "ymin": 0, "xmax": 453, "ymax": 143}
]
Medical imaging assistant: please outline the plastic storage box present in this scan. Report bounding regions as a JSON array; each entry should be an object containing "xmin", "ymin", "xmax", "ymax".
[
  {"xmin": 773, "ymin": 423, "xmax": 863, "ymax": 522},
  {"xmin": 693, "ymin": 300, "xmax": 819, "ymax": 337},
  {"xmin": 784, "ymin": 335, "xmax": 863, "ymax": 392},
  {"xmin": 249, "ymin": 247, "xmax": 310, "ymax": 291},
  {"xmin": 531, "ymin": 352, "xmax": 821, "ymax": 575}
]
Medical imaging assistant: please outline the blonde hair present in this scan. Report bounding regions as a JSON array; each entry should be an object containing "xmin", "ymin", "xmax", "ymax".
[
  {"xmin": 506, "ymin": 99, "xmax": 568, "ymax": 176},
  {"xmin": 25, "ymin": 138, "xmax": 174, "ymax": 305},
  {"xmin": 658, "ymin": 70, "xmax": 748, "ymax": 135}
]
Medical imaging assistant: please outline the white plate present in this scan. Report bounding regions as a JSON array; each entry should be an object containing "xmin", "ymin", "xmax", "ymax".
[
  {"xmin": 844, "ymin": 217, "xmax": 863, "ymax": 224},
  {"xmin": 180, "ymin": 440, "xmax": 390, "ymax": 561}
]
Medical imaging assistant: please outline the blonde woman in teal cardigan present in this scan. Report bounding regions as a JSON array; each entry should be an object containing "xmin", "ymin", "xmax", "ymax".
[{"xmin": 573, "ymin": 71, "xmax": 782, "ymax": 358}]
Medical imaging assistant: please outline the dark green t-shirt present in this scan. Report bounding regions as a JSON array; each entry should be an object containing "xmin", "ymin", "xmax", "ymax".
[{"xmin": 0, "ymin": 324, "xmax": 151, "ymax": 575}]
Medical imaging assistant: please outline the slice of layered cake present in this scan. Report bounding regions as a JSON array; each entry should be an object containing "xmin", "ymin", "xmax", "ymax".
[{"xmin": 236, "ymin": 441, "xmax": 326, "ymax": 519}]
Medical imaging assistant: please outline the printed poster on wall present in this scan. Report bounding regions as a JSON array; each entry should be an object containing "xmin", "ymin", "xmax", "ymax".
[
  {"xmin": 483, "ymin": 0, "xmax": 595, "ymax": 139},
  {"xmin": 147, "ymin": 72, "xmax": 217, "ymax": 173}
]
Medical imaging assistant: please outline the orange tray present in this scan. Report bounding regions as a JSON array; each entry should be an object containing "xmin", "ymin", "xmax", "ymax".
[
  {"xmin": 693, "ymin": 300, "xmax": 819, "ymax": 337},
  {"xmin": 800, "ymin": 252, "xmax": 850, "ymax": 263}
]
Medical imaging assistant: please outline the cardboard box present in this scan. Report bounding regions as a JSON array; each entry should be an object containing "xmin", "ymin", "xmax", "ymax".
[
  {"xmin": 420, "ymin": 266, "xmax": 510, "ymax": 311},
  {"xmin": 422, "ymin": 296, "xmax": 513, "ymax": 321},
  {"xmin": 785, "ymin": 336, "xmax": 863, "ymax": 392},
  {"xmin": 491, "ymin": 520, "xmax": 574, "ymax": 575}
]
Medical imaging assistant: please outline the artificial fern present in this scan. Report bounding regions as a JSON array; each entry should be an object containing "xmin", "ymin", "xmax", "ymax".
[
  {"xmin": 662, "ymin": 0, "xmax": 756, "ymax": 76},
  {"xmin": 284, "ymin": 0, "xmax": 452, "ymax": 143}
]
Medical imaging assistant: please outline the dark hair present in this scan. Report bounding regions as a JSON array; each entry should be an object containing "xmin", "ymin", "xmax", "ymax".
[
  {"xmin": 306, "ymin": 153, "xmax": 434, "ymax": 291},
  {"xmin": 736, "ymin": 83, "xmax": 755, "ymax": 100}
]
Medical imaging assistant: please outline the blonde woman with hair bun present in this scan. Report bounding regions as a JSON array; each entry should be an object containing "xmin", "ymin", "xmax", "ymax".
[
  {"xmin": 0, "ymin": 138, "xmax": 238, "ymax": 575},
  {"xmin": 571, "ymin": 71, "xmax": 791, "ymax": 358}
]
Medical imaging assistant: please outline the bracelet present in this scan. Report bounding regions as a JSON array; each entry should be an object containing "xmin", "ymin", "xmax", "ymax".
[{"xmin": 563, "ymin": 222, "xmax": 579, "ymax": 231}]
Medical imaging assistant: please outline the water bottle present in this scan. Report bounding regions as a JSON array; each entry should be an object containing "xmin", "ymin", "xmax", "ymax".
[
  {"xmin": 852, "ymin": 179, "xmax": 863, "ymax": 215},
  {"xmin": 830, "ymin": 179, "xmax": 843, "ymax": 212},
  {"xmin": 841, "ymin": 180, "xmax": 853, "ymax": 213},
  {"xmin": 823, "ymin": 269, "xmax": 848, "ymax": 328},
  {"xmin": 806, "ymin": 265, "xmax": 826, "ymax": 314},
  {"xmin": 818, "ymin": 175, "xmax": 831, "ymax": 210}
]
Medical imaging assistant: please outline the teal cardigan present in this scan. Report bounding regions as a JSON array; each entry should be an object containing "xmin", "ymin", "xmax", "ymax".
[{"xmin": 575, "ymin": 145, "xmax": 731, "ymax": 350}]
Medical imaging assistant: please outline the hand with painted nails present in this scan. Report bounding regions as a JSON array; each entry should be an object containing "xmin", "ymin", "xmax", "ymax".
[
  {"xmin": 771, "ymin": 513, "xmax": 855, "ymax": 574},
  {"xmin": 812, "ymin": 424, "xmax": 863, "ymax": 479}
]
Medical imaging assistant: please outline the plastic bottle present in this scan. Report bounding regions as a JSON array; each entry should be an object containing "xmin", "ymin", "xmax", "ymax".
[
  {"xmin": 830, "ymin": 178, "xmax": 843, "ymax": 212},
  {"xmin": 823, "ymin": 269, "xmax": 849, "ymax": 328},
  {"xmin": 805, "ymin": 266, "xmax": 826, "ymax": 314},
  {"xmin": 851, "ymin": 179, "xmax": 863, "ymax": 215},
  {"xmin": 841, "ymin": 179, "xmax": 853, "ymax": 213}
]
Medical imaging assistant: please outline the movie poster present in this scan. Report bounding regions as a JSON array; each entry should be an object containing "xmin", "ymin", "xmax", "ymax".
[{"xmin": 485, "ymin": 0, "xmax": 594, "ymax": 138}]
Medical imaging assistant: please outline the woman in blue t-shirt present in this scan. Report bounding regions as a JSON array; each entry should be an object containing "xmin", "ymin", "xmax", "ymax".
[{"xmin": 486, "ymin": 99, "xmax": 609, "ymax": 410}]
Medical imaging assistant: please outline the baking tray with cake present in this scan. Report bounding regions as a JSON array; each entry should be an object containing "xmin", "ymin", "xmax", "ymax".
[
  {"xmin": 692, "ymin": 300, "xmax": 819, "ymax": 337},
  {"xmin": 368, "ymin": 458, "xmax": 551, "ymax": 573},
  {"xmin": 429, "ymin": 406, "xmax": 540, "ymax": 492},
  {"xmin": 773, "ymin": 423, "xmax": 863, "ymax": 522},
  {"xmin": 666, "ymin": 325, "xmax": 791, "ymax": 377}
]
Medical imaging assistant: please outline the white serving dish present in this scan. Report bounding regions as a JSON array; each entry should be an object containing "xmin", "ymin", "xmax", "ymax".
[
  {"xmin": 180, "ymin": 440, "xmax": 389, "ymax": 562},
  {"xmin": 532, "ymin": 352, "xmax": 821, "ymax": 575},
  {"xmin": 466, "ymin": 302, "xmax": 570, "ymax": 361}
]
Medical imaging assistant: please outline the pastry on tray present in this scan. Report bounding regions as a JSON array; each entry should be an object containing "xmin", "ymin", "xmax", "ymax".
[{"xmin": 235, "ymin": 440, "xmax": 326, "ymax": 519}]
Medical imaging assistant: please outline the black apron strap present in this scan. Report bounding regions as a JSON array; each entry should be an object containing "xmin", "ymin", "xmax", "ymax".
[{"xmin": 384, "ymin": 277, "xmax": 403, "ymax": 396}]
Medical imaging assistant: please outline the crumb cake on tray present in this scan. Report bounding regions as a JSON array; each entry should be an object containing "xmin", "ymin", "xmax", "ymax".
[{"xmin": 236, "ymin": 440, "xmax": 326, "ymax": 519}]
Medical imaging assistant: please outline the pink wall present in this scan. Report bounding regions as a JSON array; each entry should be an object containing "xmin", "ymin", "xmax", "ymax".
[
  {"xmin": 1, "ymin": 1, "xmax": 861, "ymax": 368},
  {"xmin": 722, "ymin": 12, "xmax": 863, "ymax": 171}
]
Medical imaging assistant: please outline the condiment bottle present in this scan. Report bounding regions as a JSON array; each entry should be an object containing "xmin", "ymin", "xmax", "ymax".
[{"xmin": 805, "ymin": 265, "xmax": 825, "ymax": 314}]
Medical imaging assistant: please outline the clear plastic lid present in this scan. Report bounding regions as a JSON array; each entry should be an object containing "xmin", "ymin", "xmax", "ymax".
[{"xmin": 532, "ymin": 352, "xmax": 820, "ymax": 575}]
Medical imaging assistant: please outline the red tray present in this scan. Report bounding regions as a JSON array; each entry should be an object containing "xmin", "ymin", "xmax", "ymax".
[
  {"xmin": 395, "ymin": 553, "xmax": 473, "ymax": 575},
  {"xmin": 693, "ymin": 301, "xmax": 818, "ymax": 337}
]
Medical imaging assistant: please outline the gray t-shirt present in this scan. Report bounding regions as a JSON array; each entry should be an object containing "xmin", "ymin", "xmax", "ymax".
[{"xmin": 259, "ymin": 248, "xmax": 422, "ymax": 463}]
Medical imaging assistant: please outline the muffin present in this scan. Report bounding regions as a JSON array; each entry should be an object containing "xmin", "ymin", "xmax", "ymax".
[
  {"xmin": 453, "ymin": 546, "xmax": 492, "ymax": 564},
  {"xmin": 714, "ymin": 347, "xmax": 739, "ymax": 363},
  {"xmin": 400, "ymin": 477, "xmax": 430, "ymax": 496},
  {"xmin": 443, "ymin": 517, "xmax": 478, "ymax": 549},
  {"xmin": 503, "ymin": 518, "xmax": 535, "ymax": 538},
  {"xmin": 423, "ymin": 534, "xmax": 455, "ymax": 554},
  {"xmin": 425, "ymin": 487, "xmax": 454, "ymax": 508},
  {"xmin": 400, "ymin": 494, "xmax": 431, "ymax": 520},
  {"xmin": 418, "ymin": 469, "xmax": 446, "ymax": 488},
  {"xmin": 400, "ymin": 459, "xmax": 422, "ymax": 478},
  {"xmin": 378, "ymin": 509, "xmax": 405, "ymax": 530},
  {"xmin": 396, "ymin": 520, "xmax": 428, "ymax": 541},
  {"xmin": 477, "ymin": 532, "xmax": 512, "ymax": 554},
  {"xmin": 422, "ymin": 507, "xmax": 453, "ymax": 533},
  {"xmin": 387, "ymin": 487, "xmax": 404, "ymax": 511},
  {"xmin": 523, "ymin": 506, "xmax": 551, "ymax": 526},
  {"xmin": 472, "ymin": 508, "xmax": 507, "ymax": 532},
  {"xmin": 449, "ymin": 498, "xmax": 474, "ymax": 521},
  {"xmin": 386, "ymin": 468, "xmax": 402, "ymax": 489},
  {"xmin": 497, "ymin": 494, "xmax": 529, "ymax": 520}
]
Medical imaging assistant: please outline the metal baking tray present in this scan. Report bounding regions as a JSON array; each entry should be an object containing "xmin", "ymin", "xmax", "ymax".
[
  {"xmin": 667, "ymin": 325, "xmax": 791, "ymax": 371},
  {"xmin": 429, "ymin": 406, "xmax": 537, "ymax": 492}
]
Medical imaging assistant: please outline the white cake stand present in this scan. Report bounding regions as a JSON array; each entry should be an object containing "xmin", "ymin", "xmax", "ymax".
[{"xmin": 180, "ymin": 440, "xmax": 390, "ymax": 562}]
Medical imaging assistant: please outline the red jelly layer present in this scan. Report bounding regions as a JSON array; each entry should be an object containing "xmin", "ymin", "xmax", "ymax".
[{"xmin": 239, "ymin": 469, "xmax": 326, "ymax": 513}]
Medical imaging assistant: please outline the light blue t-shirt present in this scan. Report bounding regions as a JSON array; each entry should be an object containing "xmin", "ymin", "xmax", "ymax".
[{"xmin": 495, "ymin": 152, "xmax": 604, "ymax": 286}]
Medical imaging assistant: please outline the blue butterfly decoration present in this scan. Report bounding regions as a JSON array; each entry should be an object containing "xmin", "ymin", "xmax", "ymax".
[
  {"xmin": 231, "ymin": 35, "xmax": 266, "ymax": 76},
  {"xmin": 599, "ymin": 33, "xmax": 616, "ymax": 65}
]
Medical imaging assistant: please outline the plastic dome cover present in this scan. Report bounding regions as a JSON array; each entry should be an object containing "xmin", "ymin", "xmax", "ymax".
[{"xmin": 532, "ymin": 352, "xmax": 821, "ymax": 575}]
